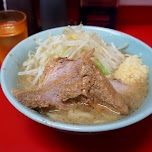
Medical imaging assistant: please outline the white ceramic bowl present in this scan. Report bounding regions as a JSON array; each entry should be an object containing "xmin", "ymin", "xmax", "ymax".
[{"xmin": 1, "ymin": 26, "xmax": 152, "ymax": 133}]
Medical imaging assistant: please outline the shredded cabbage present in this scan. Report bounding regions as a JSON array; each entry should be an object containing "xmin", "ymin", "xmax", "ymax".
[{"xmin": 18, "ymin": 25, "xmax": 126, "ymax": 86}]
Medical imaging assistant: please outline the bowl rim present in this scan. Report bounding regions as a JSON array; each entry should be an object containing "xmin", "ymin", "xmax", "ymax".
[{"xmin": 1, "ymin": 25, "xmax": 152, "ymax": 132}]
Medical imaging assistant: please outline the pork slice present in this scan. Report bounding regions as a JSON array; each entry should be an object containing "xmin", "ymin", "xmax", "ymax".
[
  {"xmin": 80, "ymin": 59, "xmax": 129, "ymax": 114},
  {"xmin": 109, "ymin": 79, "xmax": 130, "ymax": 94},
  {"xmin": 12, "ymin": 55, "xmax": 129, "ymax": 114},
  {"xmin": 12, "ymin": 58, "xmax": 84, "ymax": 109}
]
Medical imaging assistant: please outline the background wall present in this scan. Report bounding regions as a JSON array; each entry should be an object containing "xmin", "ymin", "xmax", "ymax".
[{"xmin": 119, "ymin": 0, "xmax": 152, "ymax": 6}]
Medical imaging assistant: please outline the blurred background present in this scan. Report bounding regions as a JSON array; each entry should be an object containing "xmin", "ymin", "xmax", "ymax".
[{"xmin": 0, "ymin": 0, "xmax": 152, "ymax": 36}]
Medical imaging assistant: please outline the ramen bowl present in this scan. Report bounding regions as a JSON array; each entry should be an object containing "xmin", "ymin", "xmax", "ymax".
[{"xmin": 1, "ymin": 26, "xmax": 152, "ymax": 133}]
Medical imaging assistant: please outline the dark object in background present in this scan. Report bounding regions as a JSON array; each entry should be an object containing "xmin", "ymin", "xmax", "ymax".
[
  {"xmin": 5, "ymin": 0, "xmax": 69, "ymax": 33},
  {"xmin": 6, "ymin": 0, "xmax": 39, "ymax": 35},
  {"xmin": 40, "ymin": 0, "xmax": 68, "ymax": 30},
  {"xmin": 4, "ymin": 0, "xmax": 118, "ymax": 35},
  {"xmin": 80, "ymin": 0, "xmax": 118, "ymax": 28},
  {"xmin": 0, "ymin": 0, "xmax": 3, "ymax": 10},
  {"xmin": 67, "ymin": 0, "xmax": 80, "ymax": 25}
]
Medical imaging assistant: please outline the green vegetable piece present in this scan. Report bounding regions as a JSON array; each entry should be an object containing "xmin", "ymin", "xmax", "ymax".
[
  {"xmin": 59, "ymin": 50, "xmax": 66, "ymax": 56},
  {"xmin": 95, "ymin": 60, "xmax": 109, "ymax": 75}
]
